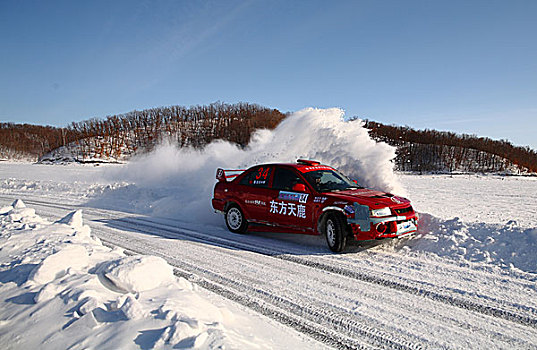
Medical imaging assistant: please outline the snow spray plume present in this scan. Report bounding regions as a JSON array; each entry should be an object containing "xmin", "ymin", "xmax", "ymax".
[{"xmin": 103, "ymin": 108, "xmax": 404, "ymax": 224}]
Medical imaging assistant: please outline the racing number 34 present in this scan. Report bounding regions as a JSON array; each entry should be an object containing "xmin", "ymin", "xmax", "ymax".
[{"xmin": 256, "ymin": 167, "xmax": 270, "ymax": 180}]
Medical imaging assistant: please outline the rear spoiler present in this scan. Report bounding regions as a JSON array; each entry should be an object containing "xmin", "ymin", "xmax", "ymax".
[{"xmin": 216, "ymin": 168, "xmax": 245, "ymax": 182}]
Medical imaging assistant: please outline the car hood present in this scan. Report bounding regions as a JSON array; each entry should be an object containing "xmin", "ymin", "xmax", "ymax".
[{"xmin": 324, "ymin": 189, "xmax": 410, "ymax": 208}]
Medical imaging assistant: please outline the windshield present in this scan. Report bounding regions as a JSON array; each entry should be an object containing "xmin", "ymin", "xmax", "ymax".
[{"xmin": 303, "ymin": 170, "xmax": 362, "ymax": 192}]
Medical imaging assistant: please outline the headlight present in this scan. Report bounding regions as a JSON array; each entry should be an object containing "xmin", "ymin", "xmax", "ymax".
[{"xmin": 371, "ymin": 207, "xmax": 391, "ymax": 217}]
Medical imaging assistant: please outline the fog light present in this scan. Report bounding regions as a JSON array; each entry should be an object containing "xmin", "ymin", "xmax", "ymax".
[{"xmin": 376, "ymin": 223, "xmax": 387, "ymax": 234}]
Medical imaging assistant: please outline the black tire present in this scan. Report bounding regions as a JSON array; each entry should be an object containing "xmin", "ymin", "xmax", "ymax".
[
  {"xmin": 324, "ymin": 213, "xmax": 348, "ymax": 252},
  {"xmin": 225, "ymin": 204, "xmax": 248, "ymax": 234}
]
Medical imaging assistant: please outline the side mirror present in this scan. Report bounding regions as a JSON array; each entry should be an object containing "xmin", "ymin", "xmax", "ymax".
[
  {"xmin": 292, "ymin": 183, "xmax": 307, "ymax": 192},
  {"xmin": 352, "ymin": 180, "xmax": 358, "ymax": 184}
]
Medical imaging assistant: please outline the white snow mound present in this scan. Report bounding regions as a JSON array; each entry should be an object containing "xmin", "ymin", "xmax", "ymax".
[
  {"xmin": 0, "ymin": 205, "xmax": 13, "ymax": 215},
  {"xmin": 12, "ymin": 199, "xmax": 26, "ymax": 209},
  {"xmin": 97, "ymin": 255, "xmax": 176, "ymax": 293},
  {"xmin": 396, "ymin": 213, "xmax": 537, "ymax": 274},
  {"xmin": 1, "ymin": 202, "xmax": 297, "ymax": 349},
  {"xmin": 55, "ymin": 209, "xmax": 84, "ymax": 229},
  {"xmin": 0, "ymin": 199, "xmax": 42, "ymax": 227},
  {"xmin": 30, "ymin": 244, "xmax": 89, "ymax": 284}
]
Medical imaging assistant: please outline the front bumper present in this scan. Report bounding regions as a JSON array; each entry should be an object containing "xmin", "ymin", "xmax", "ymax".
[{"xmin": 350, "ymin": 214, "xmax": 419, "ymax": 240}]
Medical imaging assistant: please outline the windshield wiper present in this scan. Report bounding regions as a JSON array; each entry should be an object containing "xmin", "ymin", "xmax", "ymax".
[{"xmin": 328, "ymin": 186, "xmax": 361, "ymax": 192}]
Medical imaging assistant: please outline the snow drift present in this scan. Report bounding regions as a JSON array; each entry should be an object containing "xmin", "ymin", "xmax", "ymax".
[
  {"xmin": 97, "ymin": 108, "xmax": 402, "ymax": 224},
  {"xmin": 388, "ymin": 213, "xmax": 537, "ymax": 275},
  {"xmin": 0, "ymin": 200, "xmax": 307, "ymax": 349}
]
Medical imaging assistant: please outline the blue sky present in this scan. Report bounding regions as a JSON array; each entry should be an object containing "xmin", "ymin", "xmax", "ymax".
[{"xmin": 1, "ymin": 0, "xmax": 536, "ymax": 149}]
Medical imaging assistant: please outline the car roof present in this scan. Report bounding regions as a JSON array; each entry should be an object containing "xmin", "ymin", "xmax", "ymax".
[{"xmin": 248, "ymin": 162, "xmax": 335, "ymax": 173}]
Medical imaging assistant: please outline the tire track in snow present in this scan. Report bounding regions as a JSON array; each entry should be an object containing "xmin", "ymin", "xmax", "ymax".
[
  {"xmin": 5, "ymin": 195, "xmax": 537, "ymax": 325},
  {"xmin": 4, "ymin": 195, "xmax": 537, "ymax": 328},
  {"xmin": 98, "ymin": 229, "xmax": 415, "ymax": 350},
  {"xmin": 105, "ymin": 212, "xmax": 537, "ymax": 330},
  {"xmin": 2, "ymin": 196, "xmax": 537, "ymax": 345},
  {"xmin": 1, "ymin": 196, "xmax": 415, "ymax": 349},
  {"xmin": 95, "ymin": 219, "xmax": 535, "ymax": 350}
]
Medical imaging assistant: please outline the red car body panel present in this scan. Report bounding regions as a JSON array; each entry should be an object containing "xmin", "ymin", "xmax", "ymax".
[{"xmin": 212, "ymin": 161, "xmax": 418, "ymax": 241}]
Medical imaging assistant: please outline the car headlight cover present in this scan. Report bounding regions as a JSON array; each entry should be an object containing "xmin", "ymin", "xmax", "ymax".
[{"xmin": 371, "ymin": 207, "xmax": 391, "ymax": 217}]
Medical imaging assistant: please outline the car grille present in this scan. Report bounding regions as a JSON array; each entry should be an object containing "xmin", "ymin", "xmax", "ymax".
[{"xmin": 394, "ymin": 206, "xmax": 413, "ymax": 215}]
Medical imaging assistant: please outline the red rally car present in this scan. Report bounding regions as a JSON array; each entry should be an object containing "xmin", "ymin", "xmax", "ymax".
[{"xmin": 212, "ymin": 159, "xmax": 419, "ymax": 252}]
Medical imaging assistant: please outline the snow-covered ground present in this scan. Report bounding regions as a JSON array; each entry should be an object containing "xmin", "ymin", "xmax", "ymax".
[
  {"xmin": 1, "ymin": 110, "xmax": 536, "ymax": 348},
  {"xmin": 402, "ymin": 173, "xmax": 537, "ymax": 228},
  {"xmin": 1, "ymin": 161, "xmax": 537, "ymax": 349},
  {"xmin": 0, "ymin": 190, "xmax": 325, "ymax": 349},
  {"xmin": 399, "ymin": 174, "xmax": 537, "ymax": 274}
]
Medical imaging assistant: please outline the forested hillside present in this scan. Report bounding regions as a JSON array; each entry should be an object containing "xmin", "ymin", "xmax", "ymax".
[
  {"xmin": 57, "ymin": 102, "xmax": 284, "ymax": 162},
  {"xmin": 1, "ymin": 104, "xmax": 536, "ymax": 173},
  {"xmin": 0, "ymin": 123, "xmax": 76, "ymax": 161},
  {"xmin": 1, "ymin": 102, "xmax": 284, "ymax": 162},
  {"xmin": 363, "ymin": 120, "xmax": 537, "ymax": 173}
]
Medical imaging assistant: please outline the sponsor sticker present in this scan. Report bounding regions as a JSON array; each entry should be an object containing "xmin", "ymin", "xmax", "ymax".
[
  {"xmin": 298, "ymin": 166, "xmax": 334, "ymax": 173},
  {"xmin": 278, "ymin": 191, "xmax": 309, "ymax": 203},
  {"xmin": 314, "ymin": 196, "xmax": 327, "ymax": 203},
  {"xmin": 245, "ymin": 199, "xmax": 266, "ymax": 206},
  {"xmin": 344, "ymin": 205, "xmax": 355, "ymax": 214},
  {"xmin": 270, "ymin": 200, "xmax": 306, "ymax": 219},
  {"xmin": 396, "ymin": 220, "xmax": 416, "ymax": 234}
]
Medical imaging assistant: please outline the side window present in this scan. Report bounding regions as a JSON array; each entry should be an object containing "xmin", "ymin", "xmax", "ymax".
[
  {"xmin": 272, "ymin": 167, "xmax": 303, "ymax": 191},
  {"xmin": 239, "ymin": 166, "xmax": 272, "ymax": 188}
]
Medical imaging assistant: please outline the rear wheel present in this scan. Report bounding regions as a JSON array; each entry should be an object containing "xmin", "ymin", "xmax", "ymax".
[
  {"xmin": 225, "ymin": 205, "xmax": 248, "ymax": 234},
  {"xmin": 325, "ymin": 213, "xmax": 348, "ymax": 252}
]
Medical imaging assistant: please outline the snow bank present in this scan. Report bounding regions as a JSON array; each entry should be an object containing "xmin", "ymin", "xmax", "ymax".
[
  {"xmin": 55, "ymin": 209, "xmax": 84, "ymax": 228},
  {"xmin": 0, "ymin": 200, "xmax": 296, "ymax": 349},
  {"xmin": 30, "ymin": 245, "xmax": 90, "ymax": 284},
  {"xmin": 392, "ymin": 174, "xmax": 537, "ymax": 273},
  {"xmin": 96, "ymin": 108, "xmax": 401, "ymax": 224},
  {"xmin": 97, "ymin": 255, "xmax": 175, "ymax": 293},
  {"xmin": 391, "ymin": 213, "xmax": 537, "ymax": 274}
]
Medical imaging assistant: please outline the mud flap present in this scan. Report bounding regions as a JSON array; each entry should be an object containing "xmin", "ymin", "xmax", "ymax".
[{"xmin": 348, "ymin": 203, "xmax": 370, "ymax": 232}]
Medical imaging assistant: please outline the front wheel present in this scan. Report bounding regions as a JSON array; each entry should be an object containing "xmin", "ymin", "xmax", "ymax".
[
  {"xmin": 325, "ymin": 214, "xmax": 348, "ymax": 252},
  {"xmin": 225, "ymin": 205, "xmax": 248, "ymax": 234}
]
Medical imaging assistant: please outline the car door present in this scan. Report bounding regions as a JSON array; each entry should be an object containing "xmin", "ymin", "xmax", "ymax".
[
  {"xmin": 235, "ymin": 165, "xmax": 274, "ymax": 223},
  {"xmin": 267, "ymin": 166, "xmax": 315, "ymax": 231}
]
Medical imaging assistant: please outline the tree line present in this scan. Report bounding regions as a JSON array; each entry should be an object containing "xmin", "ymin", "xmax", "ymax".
[
  {"xmin": 1, "ymin": 102, "xmax": 285, "ymax": 161},
  {"xmin": 0, "ymin": 123, "xmax": 75, "ymax": 160},
  {"xmin": 1, "ymin": 105, "xmax": 536, "ymax": 174},
  {"xmin": 362, "ymin": 120, "xmax": 537, "ymax": 173},
  {"xmin": 67, "ymin": 102, "xmax": 285, "ymax": 160}
]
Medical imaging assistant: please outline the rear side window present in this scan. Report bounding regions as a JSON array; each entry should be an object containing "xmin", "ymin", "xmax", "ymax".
[
  {"xmin": 239, "ymin": 166, "xmax": 272, "ymax": 188},
  {"xmin": 272, "ymin": 167, "xmax": 304, "ymax": 191}
]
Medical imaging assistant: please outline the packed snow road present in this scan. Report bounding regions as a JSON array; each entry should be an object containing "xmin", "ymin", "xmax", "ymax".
[{"xmin": 1, "ymin": 194, "xmax": 536, "ymax": 349}]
